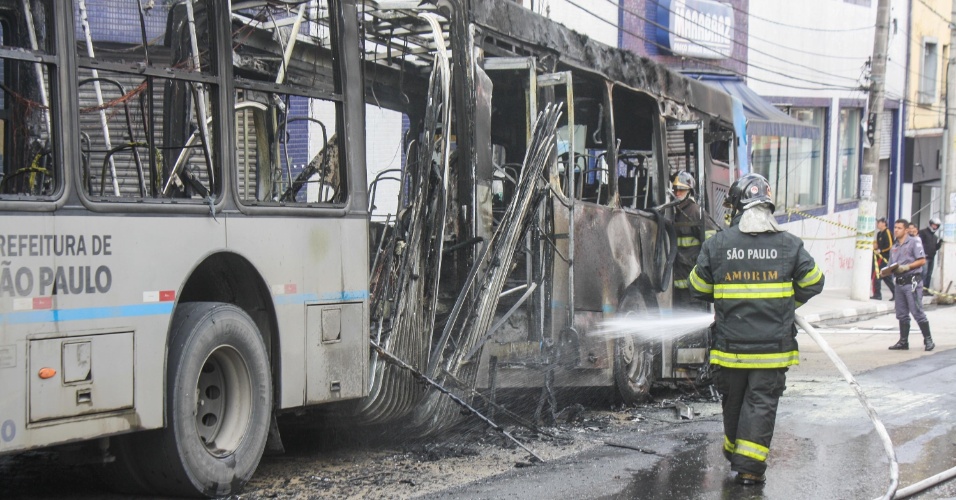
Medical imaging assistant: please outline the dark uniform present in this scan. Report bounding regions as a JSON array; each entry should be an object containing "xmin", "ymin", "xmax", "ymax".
[
  {"xmin": 689, "ymin": 173, "xmax": 824, "ymax": 485},
  {"xmin": 872, "ymin": 224, "xmax": 895, "ymax": 299},
  {"xmin": 918, "ymin": 220, "xmax": 941, "ymax": 287},
  {"xmin": 673, "ymin": 196, "xmax": 717, "ymax": 310}
]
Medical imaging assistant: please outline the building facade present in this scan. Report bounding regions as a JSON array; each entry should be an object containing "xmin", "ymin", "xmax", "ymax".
[
  {"xmin": 904, "ymin": 0, "xmax": 948, "ymax": 233},
  {"xmin": 521, "ymin": 0, "xmax": 908, "ymax": 289}
]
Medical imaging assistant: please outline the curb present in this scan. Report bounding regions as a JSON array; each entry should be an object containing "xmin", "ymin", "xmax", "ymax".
[{"xmin": 801, "ymin": 303, "xmax": 894, "ymax": 325}]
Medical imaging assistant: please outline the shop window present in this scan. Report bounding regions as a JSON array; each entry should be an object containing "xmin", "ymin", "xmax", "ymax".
[
  {"xmin": 749, "ymin": 107, "xmax": 825, "ymax": 213},
  {"xmin": 837, "ymin": 108, "xmax": 861, "ymax": 203}
]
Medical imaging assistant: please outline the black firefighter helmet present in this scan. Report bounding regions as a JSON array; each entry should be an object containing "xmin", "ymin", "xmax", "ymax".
[
  {"xmin": 672, "ymin": 170, "xmax": 696, "ymax": 193},
  {"xmin": 724, "ymin": 173, "xmax": 774, "ymax": 215}
]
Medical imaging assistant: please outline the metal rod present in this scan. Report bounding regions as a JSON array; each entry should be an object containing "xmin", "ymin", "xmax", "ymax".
[
  {"xmin": 275, "ymin": 3, "xmax": 307, "ymax": 85},
  {"xmin": 21, "ymin": 0, "xmax": 52, "ymax": 139},
  {"xmin": 499, "ymin": 283, "xmax": 529, "ymax": 298},
  {"xmin": 77, "ymin": 0, "xmax": 121, "ymax": 196},
  {"xmin": 462, "ymin": 282, "xmax": 538, "ymax": 362},
  {"xmin": 370, "ymin": 340, "xmax": 544, "ymax": 463},
  {"xmin": 184, "ymin": 0, "xmax": 215, "ymax": 191}
]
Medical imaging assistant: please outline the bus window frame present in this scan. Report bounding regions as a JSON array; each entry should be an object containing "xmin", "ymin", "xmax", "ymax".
[
  {"xmin": 226, "ymin": 0, "xmax": 365, "ymax": 218},
  {"xmin": 69, "ymin": 0, "xmax": 225, "ymax": 214},
  {"xmin": 229, "ymin": 5, "xmax": 351, "ymax": 215},
  {"xmin": 0, "ymin": 2, "xmax": 66, "ymax": 211}
]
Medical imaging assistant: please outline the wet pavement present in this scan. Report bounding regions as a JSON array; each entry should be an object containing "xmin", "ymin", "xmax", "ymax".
[
  {"xmin": 422, "ymin": 306, "xmax": 956, "ymax": 499},
  {"xmin": 2, "ymin": 294, "xmax": 953, "ymax": 499}
]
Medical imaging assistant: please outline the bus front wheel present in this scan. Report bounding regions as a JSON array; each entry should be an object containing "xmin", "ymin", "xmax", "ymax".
[{"xmin": 115, "ymin": 302, "xmax": 272, "ymax": 497}]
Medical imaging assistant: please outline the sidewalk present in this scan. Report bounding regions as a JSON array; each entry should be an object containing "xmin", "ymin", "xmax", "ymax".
[{"xmin": 797, "ymin": 287, "xmax": 932, "ymax": 325}]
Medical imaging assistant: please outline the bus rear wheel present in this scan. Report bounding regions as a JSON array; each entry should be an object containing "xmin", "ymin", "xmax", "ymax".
[
  {"xmin": 614, "ymin": 336, "xmax": 655, "ymax": 404},
  {"xmin": 613, "ymin": 286, "xmax": 656, "ymax": 404},
  {"xmin": 113, "ymin": 302, "xmax": 272, "ymax": 497}
]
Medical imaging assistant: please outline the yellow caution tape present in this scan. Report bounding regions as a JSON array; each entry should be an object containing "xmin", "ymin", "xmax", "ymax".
[{"xmin": 785, "ymin": 208, "xmax": 862, "ymax": 233}]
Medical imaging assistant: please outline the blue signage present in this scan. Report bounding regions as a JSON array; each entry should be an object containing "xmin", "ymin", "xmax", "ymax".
[{"xmin": 656, "ymin": 0, "xmax": 734, "ymax": 60}]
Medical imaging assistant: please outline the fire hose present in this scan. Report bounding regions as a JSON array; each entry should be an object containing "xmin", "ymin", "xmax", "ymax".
[
  {"xmin": 796, "ymin": 315, "xmax": 956, "ymax": 499},
  {"xmin": 794, "ymin": 315, "xmax": 898, "ymax": 499}
]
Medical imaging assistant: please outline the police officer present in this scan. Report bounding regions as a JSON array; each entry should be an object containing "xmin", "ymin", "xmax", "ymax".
[
  {"xmin": 689, "ymin": 173, "xmax": 824, "ymax": 486},
  {"xmin": 671, "ymin": 171, "xmax": 717, "ymax": 310},
  {"xmin": 885, "ymin": 218, "xmax": 935, "ymax": 351}
]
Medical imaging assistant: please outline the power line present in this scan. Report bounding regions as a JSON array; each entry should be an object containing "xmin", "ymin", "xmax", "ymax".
[
  {"xmin": 630, "ymin": 0, "xmax": 867, "ymax": 84},
  {"xmin": 644, "ymin": 0, "xmax": 872, "ymax": 62},
  {"xmin": 646, "ymin": 0, "xmax": 948, "ymax": 93},
  {"xmin": 727, "ymin": 2, "xmax": 875, "ymax": 33},
  {"xmin": 886, "ymin": 91, "xmax": 948, "ymax": 113},
  {"xmin": 599, "ymin": 0, "xmax": 866, "ymax": 88},
  {"xmin": 576, "ymin": 0, "xmax": 862, "ymax": 90},
  {"xmin": 917, "ymin": 0, "xmax": 952, "ymax": 25},
  {"xmin": 885, "ymin": 56, "xmax": 951, "ymax": 106},
  {"xmin": 643, "ymin": 0, "xmax": 934, "ymax": 89}
]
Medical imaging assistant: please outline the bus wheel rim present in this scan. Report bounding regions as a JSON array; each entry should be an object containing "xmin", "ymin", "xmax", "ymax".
[{"xmin": 195, "ymin": 345, "xmax": 253, "ymax": 457}]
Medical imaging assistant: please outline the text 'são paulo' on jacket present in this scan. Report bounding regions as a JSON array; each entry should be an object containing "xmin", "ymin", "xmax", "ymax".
[{"xmin": 688, "ymin": 225, "xmax": 824, "ymax": 368}]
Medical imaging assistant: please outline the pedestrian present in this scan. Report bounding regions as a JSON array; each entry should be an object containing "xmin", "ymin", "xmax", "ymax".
[
  {"xmin": 689, "ymin": 173, "xmax": 824, "ymax": 486},
  {"xmin": 671, "ymin": 170, "xmax": 718, "ymax": 311},
  {"xmin": 885, "ymin": 218, "xmax": 935, "ymax": 351},
  {"xmin": 907, "ymin": 222, "xmax": 919, "ymax": 238},
  {"xmin": 871, "ymin": 217, "xmax": 895, "ymax": 301},
  {"xmin": 918, "ymin": 217, "xmax": 942, "ymax": 287}
]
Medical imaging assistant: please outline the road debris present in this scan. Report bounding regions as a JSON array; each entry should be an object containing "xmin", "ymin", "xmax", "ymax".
[{"xmin": 371, "ymin": 340, "xmax": 545, "ymax": 463}]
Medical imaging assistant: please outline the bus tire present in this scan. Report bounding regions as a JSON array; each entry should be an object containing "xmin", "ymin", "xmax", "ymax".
[
  {"xmin": 137, "ymin": 302, "xmax": 272, "ymax": 497},
  {"xmin": 614, "ymin": 336, "xmax": 655, "ymax": 404},
  {"xmin": 613, "ymin": 284, "xmax": 656, "ymax": 404}
]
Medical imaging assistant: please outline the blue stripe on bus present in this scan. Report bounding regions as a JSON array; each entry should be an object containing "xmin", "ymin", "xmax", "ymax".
[
  {"xmin": 1, "ymin": 303, "xmax": 175, "ymax": 325},
  {"xmin": 1, "ymin": 290, "xmax": 368, "ymax": 325},
  {"xmin": 273, "ymin": 290, "xmax": 369, "ymax": 305}
]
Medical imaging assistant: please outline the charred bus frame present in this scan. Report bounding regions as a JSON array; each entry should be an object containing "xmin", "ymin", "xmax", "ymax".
[{"xmin": 0, "ymin": 1, "xmax": 739, "ymax": 497}]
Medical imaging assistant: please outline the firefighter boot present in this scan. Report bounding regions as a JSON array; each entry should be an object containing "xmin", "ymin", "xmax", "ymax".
[
  {"xmin": 918, "ymin": 321, "xmax": 935, "ymax": 351},
  {"xmin": 735, "ymin": 472, "xmax": 766, "ymax": 486},
  {"xmin": 889, "ymin": 321, "xmax": 909, "ymax": 350}
]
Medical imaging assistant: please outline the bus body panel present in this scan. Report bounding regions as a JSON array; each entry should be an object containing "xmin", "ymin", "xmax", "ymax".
[
  {"xmin": 223, "ymin": 215, "xmax": 369, "ymax": 409},
  {"xmin": 0, "ymin": 211, "xmax": 368, "ymax": 453}
]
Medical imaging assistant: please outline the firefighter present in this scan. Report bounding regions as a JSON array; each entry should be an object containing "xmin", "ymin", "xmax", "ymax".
[
  {"xmin": 689, "ymin": 173, "xmax": 824, "ymax": 486},
  {"xmin": 671, "ymin": 171, "xmax": 717, "ymax": 311},
  {"xmin": 885, "ymin": 218, "xmax": 935, "ymax": 351}
]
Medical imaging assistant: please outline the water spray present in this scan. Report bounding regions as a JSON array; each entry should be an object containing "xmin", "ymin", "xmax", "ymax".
[
  {"xmin": 592, "ymin": 310, "xmax": 715, "ymax": 342},
  {"xmin": 597, "ymin": 310, "xmax": 956, "ymax": 498}
]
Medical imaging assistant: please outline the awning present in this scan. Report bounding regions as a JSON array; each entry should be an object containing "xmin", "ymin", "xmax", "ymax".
[{"xmin": 687, "ymin": 74, "xmax": 821, "ymax": 140}]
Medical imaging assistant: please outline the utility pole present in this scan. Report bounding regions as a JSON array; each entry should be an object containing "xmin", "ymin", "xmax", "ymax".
[
  {"xmin": 852, "ymin": 0, "xmax": 892, "ymax": 301},
  {"xmin": 941, "ymin": 0, "xmax": 956, "ymax": 297}
]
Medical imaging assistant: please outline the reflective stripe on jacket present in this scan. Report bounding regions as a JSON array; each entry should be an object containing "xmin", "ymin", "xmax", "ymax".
[
  {"xmin": 689, "ymin": 223, "xmax": 824, "ymax": 368},
  {"xmin": 673, "ymin": 198, "xmax": 717, "ymax": 288}
]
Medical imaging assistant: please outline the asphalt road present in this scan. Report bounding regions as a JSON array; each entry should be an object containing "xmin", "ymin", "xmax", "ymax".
[
  {"xmin": 2, "ymin": 306, "xmax": 954, "ymax": 499},
  {"xmin": 420, "ymin": 306, "xmax": 956, "ymax": 499}
]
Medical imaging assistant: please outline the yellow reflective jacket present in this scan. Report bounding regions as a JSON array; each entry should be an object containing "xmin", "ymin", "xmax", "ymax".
[{"xmin": 688, "ymin": 224, "xmax": 824, "ymax": 368}]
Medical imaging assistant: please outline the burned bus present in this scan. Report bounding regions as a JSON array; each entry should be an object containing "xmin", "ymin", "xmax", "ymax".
[{"xmin": 0, "ymin": 0, "xmax": 740, "ymax": 496}]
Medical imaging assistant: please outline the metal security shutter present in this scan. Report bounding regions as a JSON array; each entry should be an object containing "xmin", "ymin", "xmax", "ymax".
[{"xmin": 880, "ymin": 112, "xmax": 893, "ymax": 160}]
